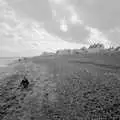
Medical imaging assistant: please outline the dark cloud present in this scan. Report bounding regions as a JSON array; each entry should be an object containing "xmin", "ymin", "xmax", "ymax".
[
  {"xmin": 44, "ymin": 20, "xmax": 72, "ymax": 41},
  {"xmin": 7, "ymin": 0, "xmax": 53, "ymax": 22},
  {"xmin": 68, "ymin": 24, "xmax": 89, "ymax": 43},
  {"xmin": 44, "ymin": 20, "xmax": 89, "ymax": 44},
  {"xmin": 7, "ymin": 0, "xmax": 120, "ymax": 46},
  {"xmin": 106, "ymin": 30, "xmax": 120, "ymax": 46},
  {"xmin": 6, "ymin": 0, "xmax": 90, "ymax": 44},
  {"xmin": 69, "ymin": 0, "xmax": 120, "ymax": 31}
]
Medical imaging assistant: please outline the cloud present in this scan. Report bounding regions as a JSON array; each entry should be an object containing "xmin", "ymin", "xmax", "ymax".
[
  {"xmin": 0, "ymin": 0, "xmax": 88, "ymax": 57},
  {"xmin": 66, "ymin": 5, "xmax": 83, "ymax": 25},
  {"xmin": 44, "ymin": 20, "xmax": 89, "ymax": 44},
  {"xmin": 7, "ymin": 0, "xmax": 53, "ymax": 22},
  {"xmin": 50, "ymin": 0, "xmax": 83, "ymax": 25},
  {"xmin": 54, "ymin": 0, "xmax": 120, "ymax": 46},
  {"xmin": 69, "ymin": 0, "xmax": 120, "ymax": 31},
  {"xmin": 105, "ymin": 29, "xmax": 120, "ymax": 47},
  {"xmin": 3, "ymin": 0, "xmax": 120, "ymax": 51},
  {"xmin": 49, "ymin": 0, "xmax": 65, "ymax": 5},
  {"xmin": 59, "ymin": 18, "xmax": 68, "ymax": 32},
  {"xmin": 7, "ymin": 0, "xmax": 88, "ymax": 45},
  {"xmin": 45, "ymin": 0, "xmax": 89, "ymax": 43},
  {"xmin": 68, "ymin": 24, "xmax": 89, "ymax": 43},
  {"xmin": 86, "ymin": 26, "xmax": 111, "ymax": 48}
]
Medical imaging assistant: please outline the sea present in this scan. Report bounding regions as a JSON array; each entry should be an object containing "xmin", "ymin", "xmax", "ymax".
[{"xmin": 0, "ymin": 57, "xmax": 19, "ymax": 67}]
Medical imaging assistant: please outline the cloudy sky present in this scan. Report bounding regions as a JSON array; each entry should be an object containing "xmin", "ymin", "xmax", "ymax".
[{"xmin": 0, "ymin": 0, "xmax": 120, "ymax": 57}]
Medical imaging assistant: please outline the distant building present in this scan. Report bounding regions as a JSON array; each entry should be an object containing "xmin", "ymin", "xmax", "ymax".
[
  {"xmin": 56, "ymin": 49, "xmax": 72, "ymax": 55},
  {"xmin": 71, "ymin": 49, "xmax": 85, "ymax": 54},
  {"xmin": 42, "ymin": 52, "xmax": 55, "ymax": 56},
  {"xmin": 88, "ymin": 48, "xmax": 105, "ymax": 53}
]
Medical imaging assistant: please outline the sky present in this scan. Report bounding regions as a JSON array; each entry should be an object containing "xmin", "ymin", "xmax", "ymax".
[{"xmin": 0, "ymin": 0, "xmax": 120, "ymax": 57}]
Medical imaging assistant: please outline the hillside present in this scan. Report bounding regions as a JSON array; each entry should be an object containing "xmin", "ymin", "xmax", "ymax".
[
  {"xmin": 0, "ymin": 52, "xmax": 120, "ymax": 119},
  {"xmin": 29, "ymin": 51, "xmax": 120, "ymax": 75}
]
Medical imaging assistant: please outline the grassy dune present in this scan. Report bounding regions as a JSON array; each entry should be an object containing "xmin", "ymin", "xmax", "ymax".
[{"xmin": 0, "ymin": 52, "xmax": 120, "ymax": 120}]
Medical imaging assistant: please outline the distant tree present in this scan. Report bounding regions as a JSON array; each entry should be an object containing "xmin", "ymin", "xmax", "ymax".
[
  {"xmin": 18, "ymin": 58, "xmax": 21, "ymax": 62},
  {"xmin": 89, "ymin": 43, "xmax": 104, "ymax": 49},
  {"xmin": 56, "ymin": 50, "xmax": 60, "ymax": 55},
  {"xmin": 80, "ymin": 47, "xmax": 87, "ymax": 50},
  {"xmin": 107, "ymin": 46, "xmax": 115, "ymax": 51},
  {"xmin": 80, "ymin": 47, "xmax": 88, "ymax": 52},
  {"xmin": 115, "ymin": 46, "xmax": 120, "ymax": 51}
]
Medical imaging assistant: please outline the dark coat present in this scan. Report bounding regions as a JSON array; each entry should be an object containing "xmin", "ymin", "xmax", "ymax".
[{"xmin": 20, "ymin": 76, "xmax": 29, "ymax": 89}]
